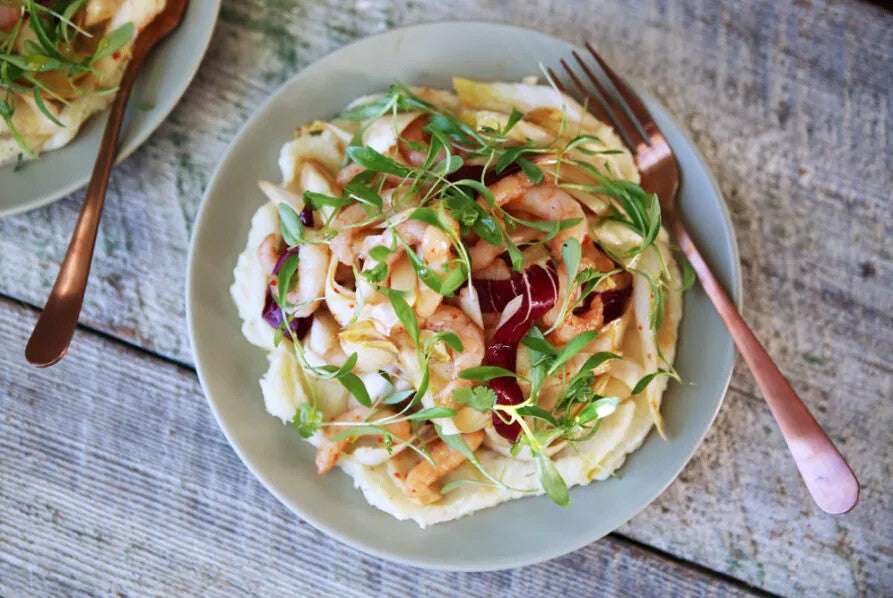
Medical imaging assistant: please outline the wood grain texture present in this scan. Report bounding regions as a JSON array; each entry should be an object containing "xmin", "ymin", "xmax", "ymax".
[
  {"xmin": 0, "ymin": 0, "xmax": 891, "ymax": 595},
  {"xmin": 0, "ymin": 298, "xmax": 762, "ymax": 597}
]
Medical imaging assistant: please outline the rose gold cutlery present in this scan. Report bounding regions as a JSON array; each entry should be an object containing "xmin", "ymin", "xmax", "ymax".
[
  {"xmin": 25, "ymin": 0, "xmax": 189, "ymax": 367},
  {"xmin": 549, "ymin": 43, "xmax": 859, "ymax": 514}
]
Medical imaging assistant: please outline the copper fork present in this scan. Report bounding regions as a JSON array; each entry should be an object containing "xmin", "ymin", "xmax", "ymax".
[
  {"xmin": 25, "ymin": 1, "xmax": 190, "ymax": 367},
  {"xmin": 550, "ymin": 43, "xmax": 859, "ymax": 514}
]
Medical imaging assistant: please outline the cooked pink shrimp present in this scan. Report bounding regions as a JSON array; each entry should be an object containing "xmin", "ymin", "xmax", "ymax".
[
  {"xmin": 469, "ymin": 226, "xmax": 540, "ymax": 272},
  {"xmin": 541, "ymin": 243, "xmax": 627, "ymax": 345},
  {"xmin": 257, "ymin": 233, "xmax": 328, "ymax": 318},
  {"xmin": 256, "ymin": 233, "xmax": 281, "ymax": 275},
  {"xmin": 502, "ymin": 185, "xmax": 587, "ymax": 256},
  {"xmin": 335, "ymin": 156, "xmax": 408, "ymax": 188},
  {"xmin": 471, "ymin": 165, "xmax": 586, "ymax": 270},
  {"xmin": 315, "ymin": 407, "xmax": 410, "ymax": 474},
  {"xmin": 335, "ymin": 163, "xmax": 365, "ymax": 188},
  {"xmin": 473, "ymin": 259, "xmax": 512, "ymax": 280},
  {"xmin": 423, "ymin": 306, "xmax": 484, "ymax": 406},
  {"xmin": 403, "ymin": 430, "xmax": 485, "ymax": 504},
  {"xmin": 330, "ymin": 204, "xmax": 370, "ymax": 265},
  {"xmin": 395, "ymin": 219, "xmax": 452, "ymax": 267},
  {"xmin": 0, "ymin": 4, "xmax": 20, "ymax": 32},
  {"xmin": 285, "ymin": 243, "xmax": 329, "ymax": 317},
  {"xmin": 397, "ymin": 115, "xmax": 432, "ymax": 168}
]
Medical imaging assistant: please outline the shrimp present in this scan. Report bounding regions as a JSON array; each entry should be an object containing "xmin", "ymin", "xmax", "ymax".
[
  {"xmin": 396, "ymin": 219, "xmax": 452, "ymax": 267},
  {"xmin": 397, "ymin": 115, "xmax": 447, "ymax": 168},
  {"xmin": 486, "ymin": 163, "xmax": 554, "ymax": 206},
  {"xmin": 502, "ymin": 185, "xmax": 587, "ymax": 257},
  {"xmin": 257, "ymin": 232, "xmax": 328, "ymax": 318},
  {"xmin": 0, "ymin": 4, "xmax": 20, "ymax": 32},
  {"xmin": 335, "ymin": 163, "xmax": 364, "ymax": 188},
  {"xmin": 393, "ymin": 219, "xmax": 456, "ymax": 317},
  {"xmin": 469, "ymin": 226, "xmax": 539, "ymax": 272},
  {"xmin": 398, "ymin": 115, "xmax": 429, "ymax": 167},
  {"xmin": 471, "ymin": 166, "xmax": 587, "ymax": 270},
  {"xmin": 330, "ymin": 204, "xmax": 369, "ymax": 265},
  {"xmin": 403, "ymin": 431, "xmax": 485, "ymax": 504},
  {"xmin": 474, "ymin": 259, "xmax": 512, "ymax": 280},
  {"xmin": 256, "ymin": 233, "xmax": 281, "ymax": 276},
  {"xmin": 541, "ymin": 242, "xmax": 626, "ymax": 345},
  {"xmin": 423, "ymin": 306, "xmax": 484, "ymax": 406},
  {"xmin": 335, "ymin": 162, "xmax": 409, "ymax": 189},
  {"xmin": 286, "ymin": 243, "xmax": 329, "ymax": 318},
  {"xmin": 315, "ymin": 407, "xmax": 410, "ymax": 474}
]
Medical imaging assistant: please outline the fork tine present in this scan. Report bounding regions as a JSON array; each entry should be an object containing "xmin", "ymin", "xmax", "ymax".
[
  {"xmin": 571, "ymin": 50, "xmax": 646, "ymax": 150},
  {"xmin": 584, "ymin": 42, "xmax": 652, "ymax": 146},
  {"xmin": 545, "ymin": 67, "xmax": 566, "ymax": 93},
  {"xmin": 559, "ymin": 58, "xmax": 637, "ymax": 153},
  {"xmin": 555, "ymin": 59, "xmax": 612, "ymax": 126}
]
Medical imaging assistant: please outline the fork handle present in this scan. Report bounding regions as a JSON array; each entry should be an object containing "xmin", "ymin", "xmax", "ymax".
[
  {"xmin": 24, "ymin": 53, "xmax": 144, "ymax": 368},
  {"xmin": 675, "ymin": 223, "xmax": 859, "ymax": 514}
]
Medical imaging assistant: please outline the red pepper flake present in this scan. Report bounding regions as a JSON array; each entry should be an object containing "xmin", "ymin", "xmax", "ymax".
[
  {"xmin": 112, "ymin": 51, "xmax": 121, "ymax": 60},
  {"xmin": 394, "ymin": 472, "xmax": 402, "ymax": 479}
]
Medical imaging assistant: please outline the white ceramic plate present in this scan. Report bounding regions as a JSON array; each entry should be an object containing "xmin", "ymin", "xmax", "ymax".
[
  {"xmin": 187, "ymin": 22, "xmax": 742, "ymax": 571},
  {"xmin": 0, "ymin": 1, "xmax": 221, "ymax": 217}
]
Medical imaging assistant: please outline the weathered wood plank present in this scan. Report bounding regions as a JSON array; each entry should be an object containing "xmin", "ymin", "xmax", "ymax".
[
  {"xmin": 0, "ymin": 0, "xmax": 891, "ymax": 595},
  {"xmin": 0, "ymin": 298, "xmax": 762, "ymax": 597}
]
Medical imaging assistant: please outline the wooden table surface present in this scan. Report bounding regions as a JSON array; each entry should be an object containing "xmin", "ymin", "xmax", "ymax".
[{"xmin": 2, "ymin": 0, "xmax": 891, "ymax": 595}]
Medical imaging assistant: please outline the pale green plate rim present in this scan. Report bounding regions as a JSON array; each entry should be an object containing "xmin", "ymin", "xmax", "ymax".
[{"xmin": 187, "ymin": 21, "xmax": 742, "ymax": 571}]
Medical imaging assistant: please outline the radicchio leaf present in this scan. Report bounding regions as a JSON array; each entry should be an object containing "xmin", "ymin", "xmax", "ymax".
[
  {"xmin": 300, "ymin": 206, "xmax": 315, "ymax": 228},
  {"xmin": 261, "ymin": 290, "xmax": 312, "ymax": 340},
  {"xmin": 478, "ymin": 264, "xmax": 559, "ymax": 441},
  {"xmin": 573, "ymin": 285, "xmax": 632, "ymax": 324},
  {"xmin": 472, "ymin": 268, "xmax": 531, "ymax": 314},
  {"xmin": 263, "ymin": 245, "xmax": 312, "ymax": 340}
]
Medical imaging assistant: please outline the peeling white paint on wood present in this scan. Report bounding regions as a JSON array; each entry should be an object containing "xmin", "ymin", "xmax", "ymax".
[{"xmin": 0, "ymin": 0, "xmax": 890, "ymax": 595}]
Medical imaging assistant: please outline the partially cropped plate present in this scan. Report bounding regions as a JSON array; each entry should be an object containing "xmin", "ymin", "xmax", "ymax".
[
  {"xmin": 187, "ymin": 22, "xmax": 741, "ymax": 571},
  {"xmin": 0, "ymin": 1, "xmax": 221, "ymax": 217}
]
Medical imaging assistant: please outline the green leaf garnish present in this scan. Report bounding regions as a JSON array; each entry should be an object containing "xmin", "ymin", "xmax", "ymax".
[
  {"xmin": 632, "ymin": 371, "xmax": 661, "ymax": 395},
  {"xmin": 278, "ymin": 203, "xmax": 305, "ymax": 246},
  {"xmin": 338, "ymin": 372, "xmax": 372, "ymax": 407},
  {"xmin": 535, "ymin": 451, "xmax": 569, "ymax": 507},
  {"xmin": 380, "ymin": 288, "xmax": 419, "ymax": 346},
  {"xmin": 304, "ymin": 190, "xmax": 351, "ymax": 210},
  {"xmin": 517, "ymin": 405, "xmax": 558, "ymax": 427},
  {"xmin": 521, "ymin": 336, "xmax": 559, "ymax": 356},
  {"xmin": 368, "ymin": 245, "xmax": 394, "ymax": 262},
  {"xmin": 517, "ymin": 158, "xmax": 545, "ymax": 184},
  {"xmin": 576, "ymin": 397, "xmax": 620, "ymax": 424},
  {"xmin": 547, "ymin": 330, "xmax": 599, "ymax": 375},
  {"xmin": 346, "ymin": 145, "xmax": 411, "ymax": 177},
  {"xmin": 292, "ymin": 404, "xmax": 323, "ymax": 438},
  {"xmin": 406, "ymin": 407, "xmax": 456, "ymax": 421},
  {"xmin": 503, "ymin": 108, "xmax": 524, "ymax": 134},
  {"xmin": 92, "ymin": 23, "xmax": 134, "ymax": 62},
  {"xmin": 453, "ymin": 386, "xmax": 497, "ymax": 411},
  {"xmin": 275, "ymin": 252, "xmax": 300, "ymax": 305},
  {"xmin": 457, "ymin": 366, "xmax": 521, "ymax": 381}
]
